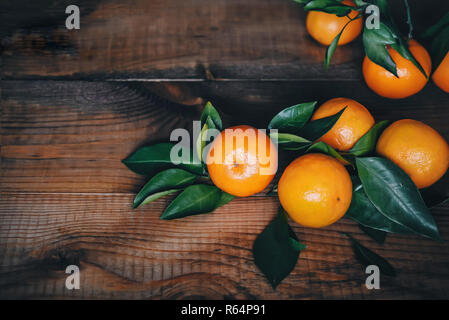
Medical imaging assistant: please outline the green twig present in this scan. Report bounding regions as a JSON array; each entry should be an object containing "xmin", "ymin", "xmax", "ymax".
[{"xmin": 404, "ymin": 0, "xmax": 413, "ymax": 41}]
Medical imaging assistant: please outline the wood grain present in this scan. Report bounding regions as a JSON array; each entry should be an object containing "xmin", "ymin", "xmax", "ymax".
[
  {"xmin": 2, "ymin": 0, "xmax": 448, "ymax": 80},
  {"xmin": 2, "ymin": 0, "xmax": 449, "ymax": 300},
  {"xmin": 0, "ymin": 81, "xmax": 201, "ymax": 193},
  {"xmin": 1, "ymin": 79, "xmax": 449, "ymax": 299},
  {"xmin": 2, "ymin": 80, "xmax": 449, "ymax": 194},
  {"xmin": 1, "ymin": 193, "xmax": 448, "ymax": 299}
]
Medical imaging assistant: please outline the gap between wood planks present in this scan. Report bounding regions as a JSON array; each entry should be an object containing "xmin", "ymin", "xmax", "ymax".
[{"xmin": 105, "ymin": 78, "xmax": 362, "ymax": 82}]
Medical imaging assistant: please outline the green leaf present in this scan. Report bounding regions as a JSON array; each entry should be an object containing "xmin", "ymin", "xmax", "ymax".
[
  {"xmin": 325, "ymin": 28, "xmax": 344, "ymax": 69},
  {"xmin": 271, "ymin": 132, "xmax": 311, "ymax": 144},
  {"xmin": 196, "ymin": 119, "xmax": 209, "ymax": 162},
  {"xmin": 304, "ymin": 0, "xmax": 353, "ymax": 16},
  {"xmin": 253, "ymin": 209, "xmax": 305, "ymax": 289},
  {"xmin": 345, "ymin": 177, "xmax": 413, "ymax": 234},
  {"xmin": 268, "ymin": 102, "xmax": 317, "ymax": 132},
  {"xmin": 370, "ymin": 0, "xmax": 390, "ymax": 15},
  {"xmin": 358, "ymin": 224, "xmax": 387, "ymax": 244},
  {"xmin": 270, "ymin": 132, "xmax": 311, "ymax": 151},
  {"xmin": 354, "ymin": 0, "xmax": 369, "ymax": 6},
  {"xmin": 345, "ymin": 233, "xmax": 396, "ymax": 277},
  {"xmin": 133, "ymin": 169, "xmax": 197, "ymax": 208},
  {"xmin": 289, "ymin": 237, "xmax": 307, "ymax": 251},
  {"xmin": 325, "ymin": 12, "xmax": 363, "ymax": 68},
  {"xmin": 292, "ymin": 0, "xmax": 310, "ymax": 5},
  {"xmin": 356, "ymin": 157, "xmax": 441, "ymax": 241},
  {"xmin": 421, "ymin": 12, "xmax": 449, "ymax": 39},
  {"xmin": 429, "ymin": 25, "xmax": 449, "ymax": 71},
  {"xmin": 201, "ymin": 101, "xmax": 223, "ymax": 131},
  {"xmin": 298, "ymin": 107, "xmax": 346, "ymax": 141},
  {"xmin": 420, "ymin": 171, "xmax": 449, "ymax": 208},
  {"xmin": 403, "ymin": 0, "xmax": 413, "ymax": 40},
  {"xmin": 306, "ymin": 141, "xmax": 351, "ymax": 165},
  {"xmin": 139, "ymin": 189, "xmax": 180, "ymax": 207},
  {"xmin": 122, "ymin": 143, "xmax": 204, "ymax": 177},
  {"xmin": 391, "ymin": 41, "xmax": 428, "ymax": 79},
  {"xmin": 160, "ymin": 184, "xmax": 223, "ymax": 220},
  {"xmin": 362, "ymin": 1, "xmax": 427, "ymax": 78},
  {"xmin": 349, "ymin": 120, "xmax": 390, "ymax": 156},
  {"xmin": 197, "ymin": 116, "xmax": 219, "ymax": 163},
  {"xmin": 216, "ymin": 192, "xmax": 235, "ymax": 208},
  {"xmin": 363, "ymin": 23, "xmax": 398, "ymax": 76}
]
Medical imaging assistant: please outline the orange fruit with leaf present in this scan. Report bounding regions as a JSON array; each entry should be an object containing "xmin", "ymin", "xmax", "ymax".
[
  {"xmin": 376, "ymin": 119, "xmax": 449, "ymax": 189},
  {"xmin": 206, "ymin": 125, "xmax": 278, "ymax": 197},
  {"xmin": 311, "ymin": 97, "xmax": 375, "ymax": 151},
  {"xmin": 306, "ymin": 0, "xmax": 363, "ymax": 46},
  {"xmin": 363, "ymin": 40, "xmax": 432, "ymax": 99}
]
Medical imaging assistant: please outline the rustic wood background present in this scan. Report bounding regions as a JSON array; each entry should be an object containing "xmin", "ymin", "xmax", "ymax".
[{"xmin": 1, "ymin": 0, "xmax": 449, "ymax": 299}]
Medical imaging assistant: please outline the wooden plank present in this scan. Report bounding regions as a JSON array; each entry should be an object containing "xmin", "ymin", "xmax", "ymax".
[
  {"xmin": 0, "ymin": 193, "xmax": 448, "ymax": 299},
  {"xmin": 0, "ymin": 80, "xmax": 201, "ymax": 193},
  {"xmin": 2, "ymin": 0, "xmax": 448, "ymax": 80},
  {"xmin": 2, "ymin": 80, "xmax": 449, "ymax": 193}
]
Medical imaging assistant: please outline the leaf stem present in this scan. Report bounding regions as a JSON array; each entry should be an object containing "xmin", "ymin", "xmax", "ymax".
[{"xmin": 404, "ymin": 0, "xmax": 413, "ymax": 41}]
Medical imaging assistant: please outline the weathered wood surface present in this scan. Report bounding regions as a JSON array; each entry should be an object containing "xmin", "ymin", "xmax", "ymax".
[
  {"xmin": 0, "ymin": 193, "xmax": 448, "ymax": 299},
  {"xmin": 2, "ymin": 80, "xmax": 449, "ymax": 194},
  {"xmin": 1, "ymin": 0, "xmax": 449, "ymax": 300},
  {"xmin": 1, "ymin": 0, "xmax": 448, "ymax": 80},
  {"xmin": 1, "ymin": 80, "xmax": 449, "ymax": 299}
]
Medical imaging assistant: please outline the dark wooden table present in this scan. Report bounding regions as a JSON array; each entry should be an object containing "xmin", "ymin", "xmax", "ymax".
[{"xmin": 1, "ymin": 0, "xmax": 449, "ymax": 299}]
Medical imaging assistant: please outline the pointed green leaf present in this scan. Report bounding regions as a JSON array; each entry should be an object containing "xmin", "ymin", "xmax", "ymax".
[
  {"xmin": 403, "ymin": 0, "xmax": 413, "ymax": 40},
  {"xmin": 363, "ymin": 23, "xmax": 398, "ymax": 76},
  {"xmin": 253, "ymin": 209, "xmax": 304, "ymax": 289},
  {"xmin": 345, "ymin": 177, "xmax": 414, "ymax": 234},
  {"xmin": 421, "ymin": 12, "xmax": 449, "ymax": 39},
  {"xmin": 420, "ymin": 171, "xmax": 449, "ymax": 208},
  {"xmin": 122, "ymin": 143, "xmax": 204, "ymax": 177},
  {"xmin": 349, "ymin": 120, "xmax": 389, "ymax": 156},
  {"xmin": 306, "ymin": 141, "xmax": 351, "ymax": 165},
  {"xmin": 201, "ymin": 101, "xmax": 223, "ymax": 131},
  {"xmin": 160, "ymin": 184, "xmax": 223, "ymax": 220},
  {"xmin": 354, "ymin": 0, "xmax": 368, "ymax": 6},
  {"xmin": 304, "ymin": 0, "xmax": 353, "ymax": 16},
  {"xmin": 139, "ymin": 189, "xmax": 180, "ymax": 208},
  {"xmin": 196, "ymin": 119, "xmax": 209, "ymax": 162},
  {"xmin": 429, "ymin": 25, "xmax": 449, "ymax": 71},
  {"xmin": 268, "ymin": 102, "xmax": 317, "ymax": 132},
  {"xmin": 358, "ymin": 224, "xmax": 387, "ymax": 244},
  {"xmin": 298, "ymin": 107, "xmax": 346, "ymax": 141},
  {"xmin": 391, "ymin": 41, "xmax": 428, "ymax": 79},
  {"xmin": 292, "ymin": 0, "xmax": 310, "ymax": 4},
  {"xmin": 345, "ymin": 234, "xmax": 396, "ymax": 277},
  {"xmin": 356, "ymin": 157, "xmax": 441, "ymax": 241},
  {"xmin": 133, "ymin": 169, "xmax": 197, "ymax": 208},
  {"xmin": 325, "ymin": 19, "xmax": 353, "ymax": 69},
  {"xmin": 216, "ymin": 192, "xmax": 235, "ymax": 208},
  {"xmin": 270, "ymin": 132, "xmax": 311, "ymax": 151},
  {"xmin": 289, "ymin": 237, "xmax": 307, "ymax": 251}
]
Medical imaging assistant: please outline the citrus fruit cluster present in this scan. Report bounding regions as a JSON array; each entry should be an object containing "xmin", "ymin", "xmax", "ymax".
[
  {"xmin": 123, "ymin": 99, "xmax": 448, "ymax": 288},
  {"xmin": 273, "ymin": 98, "xmax": 448, "ymax": 229},
  {"xmin": 120, "ymin": 0, "xmax": 449, "ymax": 292},
  {"xmin": 297, "ymin": 0, "xmax": 449, "ymax": 98}
]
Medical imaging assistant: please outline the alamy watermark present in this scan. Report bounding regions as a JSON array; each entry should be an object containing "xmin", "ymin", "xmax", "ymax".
[
  {"xmin": 65, "ymin": 265, "xmax": 80, "ymax": 290},
  {"xmin": 365, "ymin": 265, "xmax": 381, "ymax": 290},
  {"xmin": 365, "ymin": 5, "xmax": 380, "ymax": 30},
  {"xmin": 65, "ymin": 5, "xmax": 80, "ymax": 30}
]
